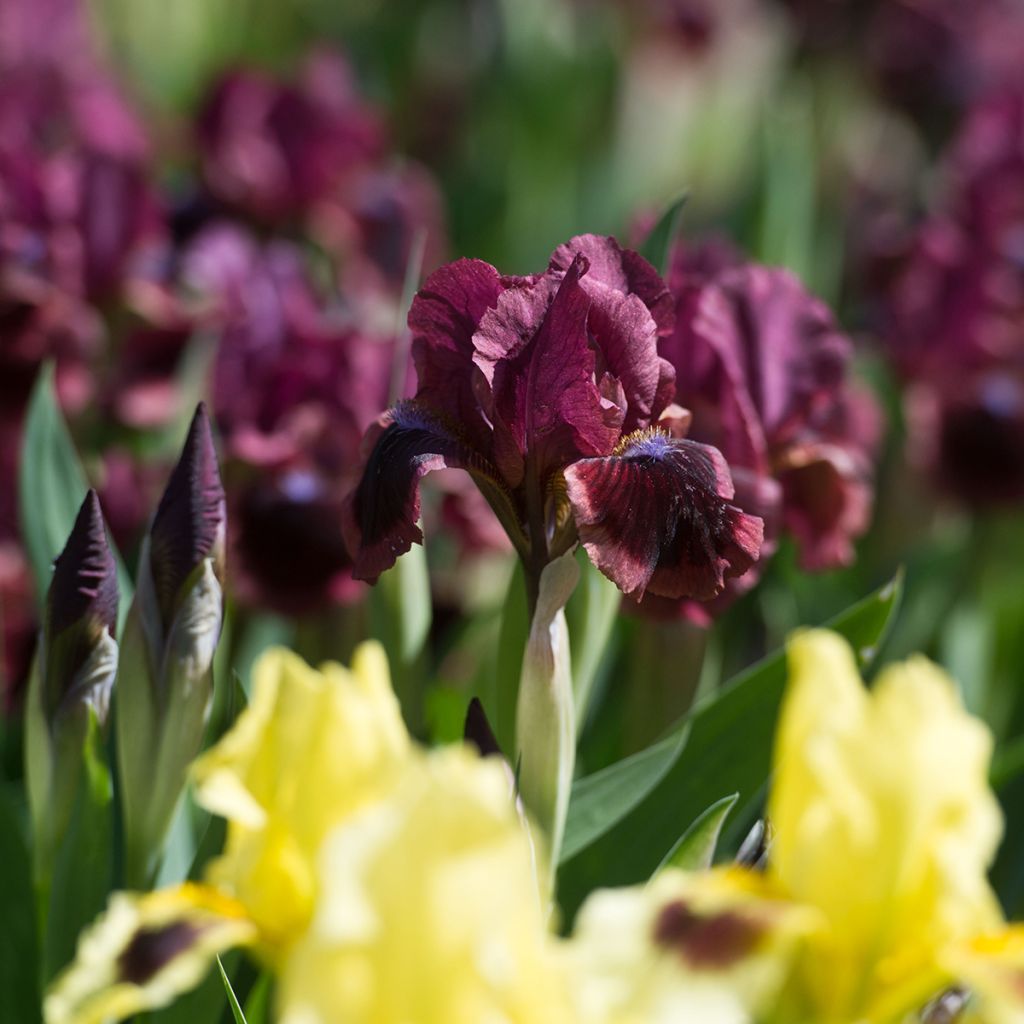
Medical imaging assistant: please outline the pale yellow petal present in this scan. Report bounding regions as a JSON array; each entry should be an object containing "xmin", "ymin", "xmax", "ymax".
[
  {"xmin": 768, "ymin": 630, "xmax": 1003, "ymax": 1022},
  {"xmin": 192, "ymin": 644, "xmax": 411, "ymax": 956},
  {"xmin": 44, "ymin": 884, "xmax": 255, "ymax": 1024},
  {"xmin": 277, "ymin": 747, "xmax": 572, "ymax": 1024},
  {"xmin": 564, "ymin": 866, "xmax": 814, "ymax": 1024},
  {"xmin": 944, "ymin": 926, "xmax": 1024, "ymax": 1024}
]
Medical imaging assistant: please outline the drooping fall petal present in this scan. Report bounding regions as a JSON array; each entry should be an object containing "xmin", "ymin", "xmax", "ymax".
[
  {"xmin": 342, "ymin": 402, "xmax": 504, "ymax": 582},
  {"xmin": 44, "ymin": 885, "xmax": 256, "ymax": 1024},
  {"xmin": 564, "ymin": 431, "xmax": 763, "ymax": 600}
]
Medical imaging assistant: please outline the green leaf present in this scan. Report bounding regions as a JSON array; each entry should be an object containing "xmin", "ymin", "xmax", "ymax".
[
  {"xmin": 558, "ymin": 571, "xmax": 903, "ymax": 919},
  {"xmin": 564, "ymin": 550, "xmax": 621, "ymax": 727},
  {"xmin": 218, "ymin": 956, "xmax": 248, "ymax": 1024},
  {"xmin": 657, "ymin": 793, "xmax": 738, "ymax": 873},
  {"xmin": 43, "ymin": 710, "xmax": 114, "ymax": 983},
  {"xmin": 560, "ymin": 723, "xmax": 690, "ymax": 864},
  {"xmin": 19, "ymin": 363, "xmax": 133, "ymax": 627},
  {"xmin": 243, "ymin": 974, "xmax": 272, "ymax": 1024},
  {"xmin": 368, "ymin": 541, "xmax": 432, "ymax": 730},
  {"xmin": 637, "ymin": 193, "xmax": 688, "ymax": 277},
  {"xmin": 0, "ymin": 786, "xmax": 40, "ymax": 1023},
  {"xmin": 487, "ymin": 562, "xmax": 529, "ymax": 757}
]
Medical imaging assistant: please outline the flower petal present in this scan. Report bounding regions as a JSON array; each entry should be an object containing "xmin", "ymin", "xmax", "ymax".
[
  {"xmin": 44, "ymin": 884, "xmax": 255, "ymax": 1024},
  {"xmin": 549, "ymin": 233, "xmax": 675, "ymax": 336},
  {"xmin": 770, "ymin": 631, "xmax": 1003, "ymax": 1022},
  {"xmin": 342, "ymin": 402, "xmax": 492, "ymax": 582},
  {"xmin": 564, "ymin": 432, "xmax": 763, "ymax": 600},
  {"xmin": 473, "ymin": 255, "xmax": 619, "ymax": 486},
  {"xmin": 408, "ymin": 257, "xmax": 505, "ymax": 449},
  {"xmin": 565, "ymin": 867, "xmax": 813, "ymax": 1024}
]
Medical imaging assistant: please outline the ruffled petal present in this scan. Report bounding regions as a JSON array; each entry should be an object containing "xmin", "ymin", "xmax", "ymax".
[
  {"xmin": 474, "ymin": 256, "xmax": 620, "ymax": 486},
  {"xmin": 44, "ymin": 884, "xmax": 255, "ymax": 1024},
  {"xmin": 342, "ymin": 401, "xmax": 491, "ymax": 582},
  {"xmin": 549, "ymin": 233, "xmax": 675, "ymax": 336},
  {"xmin": 564, "ymin": 431, "xmax": 763, "ymax": 600},
  {"xmin": 408, "ymin": 257, "xmax": 505, "ymax": 449}
]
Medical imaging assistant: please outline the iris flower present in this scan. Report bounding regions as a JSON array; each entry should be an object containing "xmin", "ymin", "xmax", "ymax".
[
  {"xmin": 45, "ymin": 643, "xmax": 566, "ymax": 1024},
  {"xmin": 565, "ymin": 630, "xmax": 1024, "ymax": 1024},
  {"xmin": 342, "ymin": 234, "xmax": 763, "ymax": 611}
]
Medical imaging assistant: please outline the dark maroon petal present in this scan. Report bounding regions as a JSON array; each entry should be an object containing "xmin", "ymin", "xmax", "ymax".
[
  {"xmin": 408, "ymin": 257, "xmax": 504, "ymax": 447},
  {"xmin": 698, "ymin": 267, "xmax": 851, "ymax": 445},
  {"xmin": 777, "ymin": 443, "xmax": 873, "ymax": 571},
  {"xmin": 667, "ymin": 284, "xmax": 770, "ymax": 474},
  {"xmin": 149, "ymin": 404, "xmax": 226, "ymax": 629},
  {"xmin": 548, "ymin": 234, "xmax": 675, "ymax": 336},
  {"xmin": 474, "ymin": 256, "xmax": 618, "ymax": 486},
  {"xmin": 342, "ymin": 402, "xmax": 493, "ymax": 583},
  {"xmin": 564, "ymin": 432, "xmax": 763, "ymax": 601},
  {"xmin": 587, "ymin": 285, "xmax": 665, "ymax": 434}
]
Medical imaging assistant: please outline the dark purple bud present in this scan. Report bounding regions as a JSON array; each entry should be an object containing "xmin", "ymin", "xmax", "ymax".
[
  {"xmin": 48, "ymin": 490, "xmax": 118, "ymax": 640},
  {"xmin": 43, "ymin": 489, "xmax": 118, "ymax": 719},
  {"xmin": 148, "ymin": 404, "xmax": 225, "ymax": 630},
  {"xmin": 564, "ymin": 431, "xmax": 763, "ymax": 601},
  {"xmin": 463, "ymin": 697, "xmax": 503, "ymax": 759}
]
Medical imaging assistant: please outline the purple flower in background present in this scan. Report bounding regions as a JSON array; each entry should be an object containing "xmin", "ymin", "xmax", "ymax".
[
  {"xmin": 192, "ymin": 225, "xmax": 396, "ymax": 612},
  {"xmin": 882, "ymin": 88, "xmax": 1024, "ymax": 504},
  {"xmin": 344, "ymin": 234, "xmax": 763, "ymax": 605},
  {"xmin": 197, "ymin": 50, "xmax": 384, "ymax": 225},
  {"xmin": 642, "ymin": 241, "xmax": 879, "ymax": 622}
]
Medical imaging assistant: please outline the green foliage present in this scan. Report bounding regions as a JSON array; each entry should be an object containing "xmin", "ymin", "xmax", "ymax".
[
  {"xmin": 560, "ymin": 724, "xmax": 690, "ymax": 865},
  {"xmin": 0, "ymin": 786, "xmax": 40, "ymax": 1023},
  {"xmin": 558, "ymin": 571, "xmax": 903, "ymax": 920},
  {"xmin": 657, "ymin": 793, "xmax": 738, "ymax": 874},
  {"xmin": 19, "ymin": 364, "xmax": 133, "ymax": 625}
]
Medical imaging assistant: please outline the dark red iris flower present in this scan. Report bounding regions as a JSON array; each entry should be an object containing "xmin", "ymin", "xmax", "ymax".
[
  {"xmin": 191, "ymin": 225, "xmax": 397, "ymax": 612},
  {"xmin": 882, "ymin": 88, "xmax": 1024, "ymax": 505},
  {"xmin": 343, "ymin": 234, "xmax": 764, "ymax": 607},
  {"xmin": 197, "ymin": 50, "xmax": 384, "ymax": 226},
  {"xmin": 668, "ymin": 246, "xmax": 879, "ymax": 572}
]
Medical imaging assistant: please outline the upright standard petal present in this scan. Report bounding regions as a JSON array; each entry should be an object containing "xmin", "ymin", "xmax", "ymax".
[
  {"xmin": 769, "ymin": 631, "xmax": 1004, "ymax": 1023},
  {"xmin": 564, "ymin": 431, "xmax": 763, "ymax": 600},
  {"xmin": 473, "ymin": 256, "xmax": 619, "ymax": 487},
  {"xmin": 342, "ymin": 401, "xmax": 502, "ymax": 582},
  {"xmin": 276, "ymin": 748, "xmax": 572, "ymax": 1024},
  {"xmin": 548, "ymin": 233, "xmax": 676, "ymax": 336},
  {"xmin": 408, "ymin": 257, "xmax": 505, "ymax": 448},
  {"xmin": 191, "ymin": 642, "xmax": 410, "ymax": 953}
]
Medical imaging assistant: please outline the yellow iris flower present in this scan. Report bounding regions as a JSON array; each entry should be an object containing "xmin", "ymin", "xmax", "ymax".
[
  {"xmin": 45, "ymin": 642, "xmax": 568, "ymax": 1024},
  {"xmin": 564, "ymin": 629, "xmax": 1024, "ymax": 1024}
]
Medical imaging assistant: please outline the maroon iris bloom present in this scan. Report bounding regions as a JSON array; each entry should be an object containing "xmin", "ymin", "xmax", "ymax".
[
  {"xmin": 882, "ymin": 88, "xmax": 1024, "ymax": 504},
  {"xmin": 633, "ymin": 240, "xmax": 878, "ymax": 622},
  {"xmin": 343, "ymin": 234, "xmax": 763, "ymax": 608},
  {"xmin": 197, "ymin": 50, "xmax": 383, "ymax": 225},
  {"xmin": 195, "ymin": 225, "xmax": 396, "ymax": 612}
]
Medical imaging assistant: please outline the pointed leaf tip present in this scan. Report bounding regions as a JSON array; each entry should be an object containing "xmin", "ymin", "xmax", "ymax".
[
  {"xmin": 48, "ymin": 489, "xmax": 119, "ymax": 638},
  {"xmin": 149, "ymin": 404, "xmax": 226, "ymax": 628}
]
